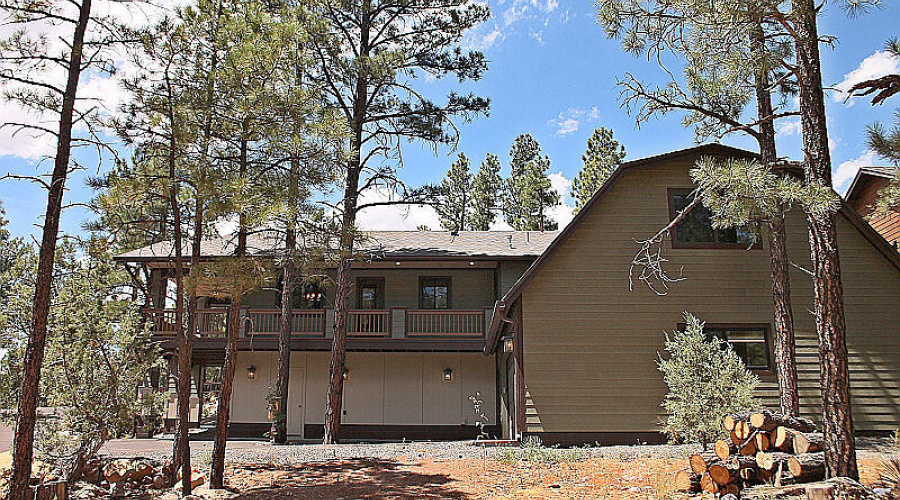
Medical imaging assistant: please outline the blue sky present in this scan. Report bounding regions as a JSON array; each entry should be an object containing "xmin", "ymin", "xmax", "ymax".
[{"xmin": 3, "ymin": 0, "xmax": 900, "ymax": 238}]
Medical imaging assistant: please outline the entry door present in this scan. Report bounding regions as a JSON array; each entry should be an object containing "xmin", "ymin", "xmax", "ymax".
[{"xmin": 287, "ymin": 365, "xmax": 306, "ymax": 438}]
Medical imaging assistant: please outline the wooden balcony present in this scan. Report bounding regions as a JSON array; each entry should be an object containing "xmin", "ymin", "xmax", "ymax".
[{"xmin": 144, "ymin": 307, "xmax": 490, "ymax": 341}]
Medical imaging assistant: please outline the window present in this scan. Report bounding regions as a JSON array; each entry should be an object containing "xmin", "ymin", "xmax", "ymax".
[
  {"xmin": 704, "ymin": 325, "xmax": 771, "ymax": 371},
  {"xmin": 420, "ymin": 277, "xmax": 451, "ymax": 309},
  {"xmin": 275, "ymin": 280, "xmax": 326, "ymax": 309},
  {"xmin": 668, "ymin": 189, "xmax": 759, "ymax": 248},
  {"xmin": 356, "ymin": 278, "xmax": 384, "ymax": 309}
]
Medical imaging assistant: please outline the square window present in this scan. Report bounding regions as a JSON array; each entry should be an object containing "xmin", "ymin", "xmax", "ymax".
[
  {"xmin": 356, "ymin": 278, "xmax": 384, "ymax": 309},
  {"xmin": 420, "ymin": 277, "xmax": 451, "ymax": 309}
]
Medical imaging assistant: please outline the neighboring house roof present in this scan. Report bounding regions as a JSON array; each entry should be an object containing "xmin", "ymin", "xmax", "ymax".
[
  {"xmin": 114, "ymin": 230, "xmax": 559, "ymax": 262},
  {"xmin": 844, "ymin": 165, "xmax": 899, "ymax": 203},
  {"xmin": 485, "ymin": 143, "xmax": 900, "ymax": 354}
]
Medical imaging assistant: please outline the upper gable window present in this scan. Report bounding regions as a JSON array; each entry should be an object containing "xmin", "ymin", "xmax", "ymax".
[{"xmin": 668, "ymin": 188, "xmax": 759, "ymax": 249}]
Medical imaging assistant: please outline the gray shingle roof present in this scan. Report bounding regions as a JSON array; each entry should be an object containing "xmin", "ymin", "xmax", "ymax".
[{"xmin": 114, "ymin": 230, "xmax": 559, "ymax": 261}]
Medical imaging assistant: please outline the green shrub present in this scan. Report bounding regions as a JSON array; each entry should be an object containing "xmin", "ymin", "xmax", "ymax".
[
  {"xmin": 496, "ymin": 435, "xmax": 587, "ymax": 464},
  {"xmin": 658, "ymin": 313, "xmax": 759, "ymax": 446}
]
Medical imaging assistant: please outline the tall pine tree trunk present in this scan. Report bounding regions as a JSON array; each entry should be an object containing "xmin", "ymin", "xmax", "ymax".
[
  {"xmin": 324, "ymin": 13, "xmax": 370, "ymax": 443},
  {"xmin": 273, "ymin": 163, "xmax": 299, "ymax": 444},
  {"xmin": 324, "ymin": 155, "xmax": 360, "ymax": 444},
  {"xmin": 9, "ymin": 2, "xmax": 92, "ymax": 496},
  {"xmin": 791, "ymin": 0, "xmax": 857, "ymax": 479},
  {"xmin": 751, "ymin": 25, "xmax": 800, "ymax": 417},
  {"xmin": 172, "ymin": 197, "xmax": 203, "ymax": 495},
  {"xmin": 210, "ymin": 136, "xmax": 249, "ymax": 489}
]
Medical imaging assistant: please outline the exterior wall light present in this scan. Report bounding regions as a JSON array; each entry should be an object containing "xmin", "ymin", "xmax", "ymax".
[
  {"xmin": 342, "ymin": 368, "xmax": 350, "ymax": 381},
  {"xmin": 443, "ymin": 367, "xmax": 453, "ymax": 381},
  {"xmin": 503, "ymin": 338, "xmax": 514, "ymax": 353},
  {"xmin": 246, "ymin": 366, "xmax": 257, "ymax": 380}
]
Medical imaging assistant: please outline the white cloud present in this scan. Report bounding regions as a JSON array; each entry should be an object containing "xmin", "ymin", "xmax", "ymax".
[
  {"xmin": 462, "ymin": 24, "xmax": 505, "ymax": 51},
  {"xmin": 776, "ymin": 119, "xmax": 801, "ymax": 137},
  {"xmin": 834, "ymin": 150, "xmax": 877, "ymax": 194},
  {"xmin": 549, "ymin": 171, "xmax": 575, "ymax": 228},
  {"xmin": 549, "ymin": 171, "xmax": 571, "ymax": 200},
  {"xmin": 502, "ymin": 5, "xmax": 529, "ymax": 26},
  {"xmin": 529, "ymin": 30, "xmax": 544, "ymax": 44},
  {"xmin": 560, "ymin": 8, "xmax": 572, "ymax": 23},
  {"xmin": 551, "ymin": 107, "xmax": 602, "ymax": 136},
  {"xmin": 356, "ymin": 186, "xmax": 442, "ymax": 231},
  {"xmin": 834, "ymin": 51, "xmax": 900, "ymax": 105},
  {"xmin": 556, "ymin": 117, "xmax": 579, "ymax": 136}
]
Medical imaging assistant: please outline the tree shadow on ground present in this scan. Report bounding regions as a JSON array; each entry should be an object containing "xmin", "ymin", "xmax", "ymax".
[{"xmin": 223, "ymin": 458, "xmax": 471, "ymax": 499}]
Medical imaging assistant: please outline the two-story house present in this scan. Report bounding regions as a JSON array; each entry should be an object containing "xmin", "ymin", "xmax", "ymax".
[
  {"xmin": 118, "ymin": 144, "xmax": 900, "ymax": 444},
  {"xmin": 116, "ymin": 231, "xmax": 557, "ymax": 440}
]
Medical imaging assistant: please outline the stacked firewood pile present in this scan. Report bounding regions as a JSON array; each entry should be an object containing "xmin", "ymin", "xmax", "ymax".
[{"xmin": 674, "ymin": 410, "xmax": 826, "ymax": 497}]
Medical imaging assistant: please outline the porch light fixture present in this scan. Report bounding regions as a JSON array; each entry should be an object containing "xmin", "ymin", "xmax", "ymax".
[
  {"xmin": 443, "ymin": 367, "xmax": 453, "ymax": 381},
  {"xmin": 395, "ymin": 261, "xmax": 401, "ymax": 266},
  {"xmin": 503, "ymin": 338, "xmax": 514, "ymax": 353},
  {"xmin": 469, "ymin": 261, "xmax": 475, "ymax": 266},
  {"xmin": 342, "ymin": 368, "xmax": 350, "ymax": 381},
  {"xmin": 246, "ymin": 366, "xmax": 257, "ymax": 380}
]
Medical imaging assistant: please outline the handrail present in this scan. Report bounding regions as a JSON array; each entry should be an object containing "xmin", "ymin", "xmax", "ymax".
[
  {"xmin": 348, "ymin": 310, "xmax": 390, "ymax": 337},
  {"xmin": 246, "ymin": 309, "xmax": 325, "ymax": 337},
  {"xmin": 144, "ymin": 307, "xmax": 488, "ymax": 340},
  {"xmin": 406, "ymin": 309, "xmax": 486, "ymax": 337}
]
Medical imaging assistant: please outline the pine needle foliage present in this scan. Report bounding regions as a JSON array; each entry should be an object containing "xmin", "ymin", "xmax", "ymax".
[
  {"xmin": 502, "ymin": 134, "xmax": 559, "ymax": 231},
  {"xmin": 571, "ymin": 127, "xmax": 626, "ymax": 211},
  {"xmin": 690, "ymin": 157, "xmax": 840, "ymax": 228},
  {"xmin": 469, "ymin": 153, "xmax": 503, "ymax": 231},
  {"xmin": 658, "ymin": 313, "xmax": 760, "ymax": 446},
  {"xmin": 437, "ymin": 153, "xmax": 473, "ymax": 232}
]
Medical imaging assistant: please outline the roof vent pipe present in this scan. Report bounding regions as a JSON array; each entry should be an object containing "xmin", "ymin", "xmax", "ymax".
[
  {"xmin": 526, "ymin": 231, "xmax": 530, "ymax": 243},
  {"xmin": 507, "ymin": 234, "xmax": 514, "ymax": 250}
]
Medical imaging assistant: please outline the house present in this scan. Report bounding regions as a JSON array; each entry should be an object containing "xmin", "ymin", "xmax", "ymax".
[
  {"xmin": 485, "ymin": 144, "xmax": 900, "ymax": 444},
  {"xmin": 117, "ymin": 144, "xmax": 900, "ymax": 444},
  {"xmin": 844, "ymin": 166, "xmax": 900, "ymax": 248},
  {"xmin": 116, "ymin": 230, "xmax": 558, "ymax": 440}
]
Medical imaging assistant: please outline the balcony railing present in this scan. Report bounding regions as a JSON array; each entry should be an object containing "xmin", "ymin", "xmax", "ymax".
[
  {"xmin": 143, "ymin": 308, "xmax": 228, "ymax": 338},
  {"xmin": 144, "ymin": 307, "xmax": 489, "ymax": 340},
  {"xmin": 347, "ymin": 310, "xmax": 390, "ymax": 337},
  {"xmin": 406, "ymin": 310, "xmax": 485, "ymax": 337},
  {"xmin": 246, "ymin": 309, "xmax": 325, "ymax": 337}
]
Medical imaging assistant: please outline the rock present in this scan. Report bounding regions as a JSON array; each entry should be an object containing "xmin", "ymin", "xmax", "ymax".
[{"xmin": 152, "ymin": 475, "xmax": 169, "ymax": 490}]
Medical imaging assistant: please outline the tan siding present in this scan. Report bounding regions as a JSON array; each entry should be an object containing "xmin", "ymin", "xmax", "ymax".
[
  {"xmin": 233, "ymin": 351, "xmax": 496, "ymax": 427},
  {"xmin": 522, "ymin": 158, "xmax": 900, "ymax": 434},
  {"xmin": 351, "ymin": 268, "xmax": 495, "ymax": 309}
]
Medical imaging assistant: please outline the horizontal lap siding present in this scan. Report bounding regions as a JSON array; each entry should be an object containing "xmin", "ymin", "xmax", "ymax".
[{"xmin": 522, "ymin": 158, "xmax": 900, "ymax": 434}]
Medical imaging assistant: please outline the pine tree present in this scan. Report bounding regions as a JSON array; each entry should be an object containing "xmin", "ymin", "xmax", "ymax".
[
  {"xmin": 437, "ymin": 154, "xmax": 473, "ymax": 232},
  {"xmin": 470, "ymin": 153, "xmax": 503, "ymax": 231},
  {"xmin": 0, "ymin": 2, "xmax": 140, "ymax": 495},
  {"xmin": 503, "ymin": 134, "xmax": 559, "ymax": 231},
  {"xmin": 307, "ymin": 0, "xmax": 490, "ymax": 444},
  {"xmin": 658, "ymin": 313, "xmax": 760, "ymax": 447},
  {"xmin": 571, "ymin": 128, "xmax": 626, "ymax": 211}
]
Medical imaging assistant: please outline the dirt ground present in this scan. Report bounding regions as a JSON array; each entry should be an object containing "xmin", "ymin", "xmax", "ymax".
[{"xmin": 137, "ymin": 456, "xmax": 885, "ymax": 500}]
